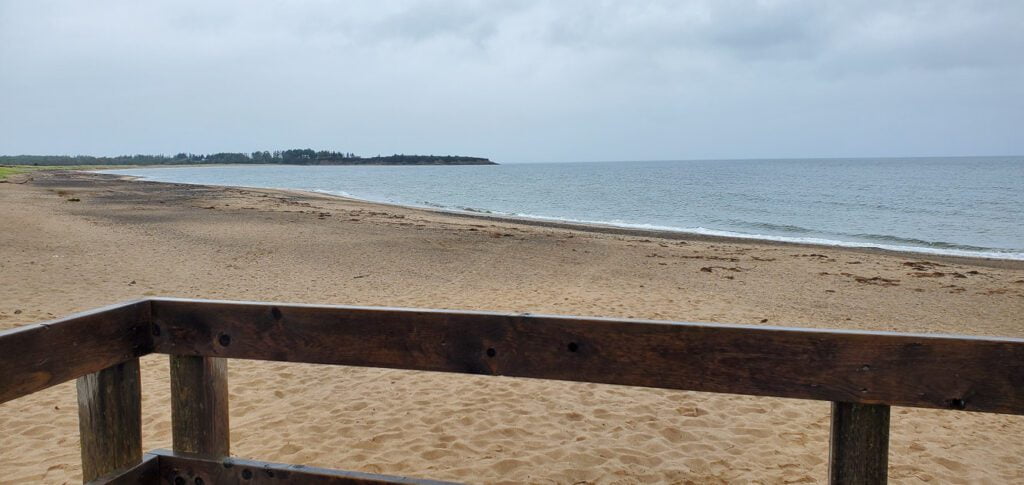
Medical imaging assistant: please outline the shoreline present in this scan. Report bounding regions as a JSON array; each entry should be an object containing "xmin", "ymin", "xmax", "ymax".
[
  {"xmin": 4, "ymin": 169, "xmax": 1023, "ymax": 483},
  {"xmin": 96, "ymin": 170, "xmax": 1024, "ymax": 270}
]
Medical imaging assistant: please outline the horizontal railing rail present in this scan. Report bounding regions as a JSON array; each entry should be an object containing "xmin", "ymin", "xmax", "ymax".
[
  {"xmin": 0, "ymin": 300, "xmax": 150, "ymax": 404},
  {"xmin": 2, "ymin": 297, "xmax": 1022, "ymax": 484},
  {"xmin": 91, "ymin": 449, "xmax": 458, "ymax": 485},
  {"xmin": 150, "ymin": 298, "xmax": 1024, "ymax": 415}
]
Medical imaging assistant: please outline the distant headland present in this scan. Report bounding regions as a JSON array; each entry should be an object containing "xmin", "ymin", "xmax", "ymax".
[{"xmin": 0, "ymin": 149, "xmax": 496, "ymax": 166}]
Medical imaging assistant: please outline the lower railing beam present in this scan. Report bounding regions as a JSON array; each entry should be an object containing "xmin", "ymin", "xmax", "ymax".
[
  {"xmin": 149, "ymin": 448, "xmax": 460, "ymax": 484},
  {"xmin": 77, "ymin": 359, "xmax": 143, "ymax": 483},
  {"xmin": 170, "ymin": 355, "xmax": 230, "ymax": 456},
  {"xmin": 829, "ymin": 401, "xmax": 890, "ymax": 485},
  {"xmin": 84, "ymin": 454, "xmax": 159, "ymax": 485}
]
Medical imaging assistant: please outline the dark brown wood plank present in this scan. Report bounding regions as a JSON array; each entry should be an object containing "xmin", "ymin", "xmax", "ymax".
[
  {"xmin": 148, "ymin": 449, "xmax": 460, "ymax": 484},
  {"xmin": 0, "ymin": 300, "xmax": 152, "ymax": 404},
  {"xmin": 151, "ymin": 298, "xmax": 1024, "ymax": 415},
  {"xmin": 85, "ymin": 453, "xmax": 159, "ymax": 485},
  {"xmin": 829, "ymin": 402, "xmax": 890, "ymax": 485},
  {"xmin": 170, "ymin": 355, "xmax": 230, "ymax": 457},
  {"xmin": 78, "ymin": 359, "xmax": 144, "ymax": 483}
]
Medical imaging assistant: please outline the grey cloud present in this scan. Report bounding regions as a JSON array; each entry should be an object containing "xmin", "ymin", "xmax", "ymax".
[{"xmin": 0, "ymin": 0, "xmax": 1021, "ymax": 161}]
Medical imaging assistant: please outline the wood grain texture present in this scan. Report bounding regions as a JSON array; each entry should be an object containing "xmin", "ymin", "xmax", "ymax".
[
  {"xmin": 149, "ymin": 449, "xmax": 459, "ymax": 484},
  {"xmin": 151, "ymin": 298, "xmax": 1024, "ymax": 415},
  {"xmin": 829, "ymin": 402, "xmax": 890, "ymax": 485},
  {"xmin": 77, "ymin": 359, "xmax": 143, "ymax": 483},
  {"xmin": 0, "ymin": 300, "xmax": 151, "ymax": 404},
  {"xmin": 170, "ymin": 355, "xmax": 230, "ymax": 457},
  {"xmin": 85, "ymin": 454, "xmax": 158, "ymax": 485}
]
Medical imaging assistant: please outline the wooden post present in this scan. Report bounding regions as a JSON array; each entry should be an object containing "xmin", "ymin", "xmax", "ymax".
[
  {"xmin": 170, "ymin": 355, "xmax": 230, "ymax": 456},
  {"xmin": 77, "ymin": 359, "xmax": 142, "ymax": 483},
  {"xmin": 829, "ymin": 402, "xmax": 890, "ymax": 485}
]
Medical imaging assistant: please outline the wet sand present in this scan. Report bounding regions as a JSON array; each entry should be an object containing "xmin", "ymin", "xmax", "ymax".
[{"xmin": 1, "ymin": 171, "xmax": 1022, "ymax": 483}]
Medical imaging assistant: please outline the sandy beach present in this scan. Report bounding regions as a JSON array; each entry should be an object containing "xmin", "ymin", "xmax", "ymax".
[{"xmin": 2, "ymin": 170, "xmax": 1023, "ymax": 484}]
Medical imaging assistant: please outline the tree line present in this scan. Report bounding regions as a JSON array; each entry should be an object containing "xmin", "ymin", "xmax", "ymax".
[{"xmin": 0, "ymin": 149, "xmax": 495, "ymax": 166}]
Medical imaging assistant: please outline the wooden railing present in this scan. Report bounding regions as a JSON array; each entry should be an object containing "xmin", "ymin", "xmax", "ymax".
[{"xmin": 2, "ymin": 298, "xmax": 1022, "ymax": 484}]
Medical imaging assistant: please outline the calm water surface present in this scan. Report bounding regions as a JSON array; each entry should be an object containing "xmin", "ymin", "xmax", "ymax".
[{"xmin": 102, "ymin": 157, "xmax": 1024, "ymax": 260}]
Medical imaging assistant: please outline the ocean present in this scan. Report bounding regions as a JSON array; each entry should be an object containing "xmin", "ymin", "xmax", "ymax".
[{"xmin": 100, "ymin": 157, "xmax": 1024, "ymax": 260}]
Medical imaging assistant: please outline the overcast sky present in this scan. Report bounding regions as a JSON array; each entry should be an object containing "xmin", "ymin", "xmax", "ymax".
[{"xmin": 1, "ymin": 1, "xmax": 1021, "ymax": 163}]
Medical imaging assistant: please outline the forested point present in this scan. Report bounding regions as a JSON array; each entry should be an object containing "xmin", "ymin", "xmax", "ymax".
[{"xmin": 0, "ymin": 149, "xmax": 496, "ymax": 166}]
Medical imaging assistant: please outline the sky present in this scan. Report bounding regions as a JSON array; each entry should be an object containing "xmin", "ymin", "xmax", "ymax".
[{"xmin": 1, "ymin": 1, "xmax": 1022, "ymax": 163}]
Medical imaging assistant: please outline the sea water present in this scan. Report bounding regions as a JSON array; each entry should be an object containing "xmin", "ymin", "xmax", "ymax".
[{"xmin": 101, "ymin": 157, "xmax": 1024, "ymax": 260}]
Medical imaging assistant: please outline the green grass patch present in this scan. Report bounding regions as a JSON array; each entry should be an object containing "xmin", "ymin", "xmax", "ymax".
[
  {"xmin": 0, "ymin": 166, "xmax": 31, "ymax": 180},
  {"xmin": 0, "ymin": 164, "xmax": 132, "ymax": 181}
]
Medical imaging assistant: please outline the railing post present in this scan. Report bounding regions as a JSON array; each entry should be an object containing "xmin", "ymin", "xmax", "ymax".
[
  {"xmin": 829, "ymin": 401, "xmax": 890, "ymax": 485},
  {"xmin": 170, "ymin": 355, "xmax": 230, "ymax": 456},
  {"xmin": 77, "ymin": 359, "xmax": 142, "ymax": 483}
]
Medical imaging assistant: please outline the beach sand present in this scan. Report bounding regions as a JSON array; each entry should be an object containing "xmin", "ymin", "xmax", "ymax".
[{"xmin": 1, "ymin": 171, "xmax": 1022, "ymax": 484}]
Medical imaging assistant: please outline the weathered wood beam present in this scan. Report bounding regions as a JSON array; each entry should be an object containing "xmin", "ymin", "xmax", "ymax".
[
  {"xmin": 170, "ymin": 355, "xmax": 230, "ymax": 457},
  {"xmin": 0, "ymin": 300, "xmax": 151, "ymax": 404},
  {"xmin": 151, "ymin": 298, "xmax": 1024, "ymax": 415},
  {"xmin": 77, "ymin": 360, "xmax": 143, "ymax": 483},
  {"xmin": 829, "ymin": 402, "xmax": 890, "ymax": 485},
  {"xmin": 84, "ymin": 453, "xmax": 158, "ymax": 485},
  {"xmin": 149, "ymin": 449, "xmax": 461, "ymax": 484}
]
